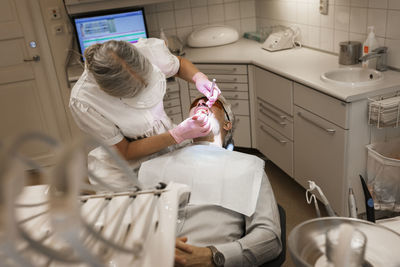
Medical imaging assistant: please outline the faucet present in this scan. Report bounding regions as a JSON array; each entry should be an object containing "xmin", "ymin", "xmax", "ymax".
[{"xmin": 359, "ymin": 46, "xmax": 388, "ymax": 71}]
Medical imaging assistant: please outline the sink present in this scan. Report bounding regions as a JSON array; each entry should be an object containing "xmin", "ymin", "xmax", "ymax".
[{"xmin": 321, "ymin": 67, "xmax": 383, "ymax": 87}]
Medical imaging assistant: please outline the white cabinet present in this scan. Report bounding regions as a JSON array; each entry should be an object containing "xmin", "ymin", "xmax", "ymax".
[
  {"xmin": 293, "ymin": 83, "xmax": 350, "ymax": 215},
  {"xmin": 254, "ymin": 66, "xmax": 294, "ymax": 176},
  {"xmin": 189, "ymin": 64, "xmax": 252, "ymax": 147},
  {"xmin": 253, "ymin": 66, "xmax": 355, "ymax": 215},
  {"xmin": 164, "ymin": 80, "xmax": 183, "ymax": 125}
]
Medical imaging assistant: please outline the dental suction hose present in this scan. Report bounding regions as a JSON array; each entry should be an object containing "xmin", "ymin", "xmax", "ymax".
[{"xmin": 308, "ymin": 181, "xmax": 336, "ymax": 217}]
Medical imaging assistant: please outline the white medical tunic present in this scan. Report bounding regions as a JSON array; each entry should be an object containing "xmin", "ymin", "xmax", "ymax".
[{"xmin": 69, "ymin": 38, "xmax": 180, "ymax": 189}]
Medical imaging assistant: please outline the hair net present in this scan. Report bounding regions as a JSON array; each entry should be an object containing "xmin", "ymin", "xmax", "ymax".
[{"xmin": 84, "ymin": 40, "xmax": 153, "ymax": 98}]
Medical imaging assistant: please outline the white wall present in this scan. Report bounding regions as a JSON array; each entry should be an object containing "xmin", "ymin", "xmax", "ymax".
[
  {"xmin": 256, "ymin": 0, "xmax": 400, "ymax": 68},
  {"xmin": 143, "ymin": 0, "xmax": 257, "ymax": 44}
]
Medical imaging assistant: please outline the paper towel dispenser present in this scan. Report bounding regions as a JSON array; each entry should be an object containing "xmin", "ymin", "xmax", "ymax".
[{"xmin": 187, "ymin": 25, "xmax": 239, "ymax": 48}]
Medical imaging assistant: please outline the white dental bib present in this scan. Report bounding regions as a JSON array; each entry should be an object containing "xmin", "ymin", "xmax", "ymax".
[{"xmin": 139, "ymin": 142, "xmax": 264, "ymax": 216}]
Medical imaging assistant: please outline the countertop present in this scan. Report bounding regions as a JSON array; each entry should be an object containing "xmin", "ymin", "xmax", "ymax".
[{"xmin": 183, "ymin": 38, "xmax": 400, "ymax": 102}]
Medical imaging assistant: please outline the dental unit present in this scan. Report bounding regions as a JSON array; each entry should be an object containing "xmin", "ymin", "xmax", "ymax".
[{"xmin": 0, "ymin": 132, "xmax": 190, "ymax": 266}]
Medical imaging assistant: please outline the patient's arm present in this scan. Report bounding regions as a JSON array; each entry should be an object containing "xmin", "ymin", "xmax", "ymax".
[{"xmin": 214, "ymin": 173, "xmax": 282, "ymax": 267}]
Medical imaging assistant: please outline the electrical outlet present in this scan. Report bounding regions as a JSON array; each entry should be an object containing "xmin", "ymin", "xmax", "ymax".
[
  {"xmin": 49, "ymin": 7, "xmax": 61, "ymax": 20},
  {"xmin": 320, "ymin": 0, "xmax": 328, "ymax": 15},
  {"xmin": 53, "ymin": 24, "xmax": 64, "ymax": 35}
]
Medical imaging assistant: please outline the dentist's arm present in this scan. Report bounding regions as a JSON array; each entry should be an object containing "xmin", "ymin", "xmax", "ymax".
[
  {"xmin": 175, "ymin": 56, "xmax": 221, "ymax": 106},
  {"xmin": 114, "ymin": 114, "xmax": 211, "ymax": 161}
]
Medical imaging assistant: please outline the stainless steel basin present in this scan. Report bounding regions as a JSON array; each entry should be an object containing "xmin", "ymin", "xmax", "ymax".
[
  {"xmin": 288, "ymin": 217, "xmax": 400, "ymax": 267},
  {"xmin": 321, "ymin": 67, "xmax": 383, "ymax": 87}
]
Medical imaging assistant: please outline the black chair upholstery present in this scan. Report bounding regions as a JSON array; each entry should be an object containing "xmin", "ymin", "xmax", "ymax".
[{"xmin": 260, "ymin": 204, "xmax": 286, "ymax": 267}]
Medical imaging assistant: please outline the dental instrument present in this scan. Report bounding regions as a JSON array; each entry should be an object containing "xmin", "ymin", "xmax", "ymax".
[
  {"xmin": 306, "ymin": 189, "xmax": 321, "ymax": 218},
  {"xmin": 307, "ymin": 181, "xmax": 335, "ymax": 217},
  {"xmin": 208, "ymin": 78, "xmax": 216, "ymax": 107},
  {"xmin": 359, "ymin": 175, "xmax": 375, "ymax": 222},
  {"xmin": 348, "ymin": 188, "xmax": 358, "ymax": 218}
]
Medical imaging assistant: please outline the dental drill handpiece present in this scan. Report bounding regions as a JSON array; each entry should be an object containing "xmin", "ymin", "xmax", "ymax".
[{"xmin": 208, "ymin": 79, "xmax": 216, "ymax": 107}]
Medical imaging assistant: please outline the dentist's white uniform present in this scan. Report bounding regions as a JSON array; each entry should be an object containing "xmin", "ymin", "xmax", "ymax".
[{"xmin": 69, "ymin": 38, "xmax": 180, "ymax": 188}]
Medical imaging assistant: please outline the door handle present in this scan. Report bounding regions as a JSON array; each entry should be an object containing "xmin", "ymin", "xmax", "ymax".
[
  {"xmin": 260, "ymin": 126, "xmax": 288, "ymax": 144},
  {"xmin": 24, "ymin": 55, "xmax": 40, "ymax": 62},
  {"xmin": 297, "ymin": 112, "xmax": 336, "ymax": 134}
]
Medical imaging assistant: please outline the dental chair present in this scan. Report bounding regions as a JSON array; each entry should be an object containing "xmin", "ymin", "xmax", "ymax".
[{"xmin": 260, "ymin": 204, "xmax": 286, "ymax": 267}]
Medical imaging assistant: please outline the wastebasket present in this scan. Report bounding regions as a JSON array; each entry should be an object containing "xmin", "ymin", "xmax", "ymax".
[{"xmin": 366, "ymin": 138, "xmax": 400, "ymax": 211}]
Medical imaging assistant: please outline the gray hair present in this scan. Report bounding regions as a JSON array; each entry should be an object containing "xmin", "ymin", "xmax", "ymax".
[
  {"xmin": 84, "ymin": 40, "xmax": 153, "ymax": 98},
  {"xmin": 218, "ymin": 96, "xmax": 235, "ymax": 147}
]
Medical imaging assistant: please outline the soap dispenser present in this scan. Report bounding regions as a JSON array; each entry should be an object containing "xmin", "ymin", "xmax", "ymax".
[{"xmin": 362, "ymin": 26, "xmax": 379, "ymax": 68}]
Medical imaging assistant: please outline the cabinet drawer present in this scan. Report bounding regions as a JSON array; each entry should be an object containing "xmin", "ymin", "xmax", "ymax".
[
  {"xmin": 258, "ymin": 99, "xmax": 293, "ymax": 140},
  {"xmin": 189, "ymin": 82, "xmax": 248, "ymax": 92},
  {"xmin": 257, "ymin": 120, "xmax": 293, "ymax": 177},
  {"xmin": 255, "ymin": 66, "xmax": 293, "ymax": 115},
  {"xmin": 164, "ymin": 91, "xmax": 180, "ymax": 100},
  {"xmin": 195, "ymin": 64, "xmax": 247, "ymax": 75},
  {"xmin": 190, "ymin": 90, "xmax": 248, "ymax": 100},
  {"xmin": 166, "ymin": 82, "xmax": 179, "ymax": 93},
  {"xmin": 234, "ymin": 115, "xmax": 252, "ymax": 147},
  {"xmin": 209, "ymin": 74, "xmax": 248, "ymax": 84},
  {"xmin": 169, "ymin": 113, "xmax": 183, "ymax": 124},
  {"xmin": 163, "ymin": 98, "xmax": 181, "ymax": 108},
  {"xmin": 294, "ymin": 83, "xmax": 349, "ymax": 129},
  {"xmin": 294, "ymin": 106, "xmax": 347, "ymax": 213},
  {"xmin": 165, "ymin": 106, "xmax": 181, "ymax": 116}
]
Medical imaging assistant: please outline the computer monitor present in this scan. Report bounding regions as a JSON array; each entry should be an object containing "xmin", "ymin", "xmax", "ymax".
[{"xmin": 71, "ymin": 7, "xmax": 148, "ymax": 60}]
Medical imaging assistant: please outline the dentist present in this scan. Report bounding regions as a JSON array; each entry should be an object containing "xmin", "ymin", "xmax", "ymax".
[{"xmin": 69, "ymin": 38, "xmax": 221, "ymax": 188}]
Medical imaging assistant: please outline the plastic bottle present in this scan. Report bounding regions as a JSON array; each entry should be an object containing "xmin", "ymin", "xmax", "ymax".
[
  {"xmin": 362, "ymin": 26, "xmax": 379, "ymax": 68},
  {"xmin": 160, "ymin": 28, "xmax": 169, "ymax": 47}
]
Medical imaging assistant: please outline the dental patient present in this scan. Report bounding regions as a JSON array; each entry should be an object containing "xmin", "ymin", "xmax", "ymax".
[{"xmin": 139, "ymin": 96, "xmax": 282, "ymax": 267}]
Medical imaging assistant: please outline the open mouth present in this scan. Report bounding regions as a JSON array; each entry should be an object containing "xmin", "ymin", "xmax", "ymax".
[{"xmin": 194, "ymin": 106, "xmax": 210, "ymax": 116}]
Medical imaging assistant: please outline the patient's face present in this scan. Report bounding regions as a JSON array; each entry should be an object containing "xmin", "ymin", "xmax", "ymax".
[{"xmin": 189, "ymin": 97, "xmax": 226, "ymax": 134}]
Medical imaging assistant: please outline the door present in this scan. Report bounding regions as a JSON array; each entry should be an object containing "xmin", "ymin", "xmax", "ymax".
[{"xmin": 0, "ymin": 0, "xmax": 65, "ymax": 166}]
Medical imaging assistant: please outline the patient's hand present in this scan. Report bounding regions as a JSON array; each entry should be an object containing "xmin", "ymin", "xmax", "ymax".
[{"xmin": 174, "ymin": 237, "xmax": 214, "ymax": 267}]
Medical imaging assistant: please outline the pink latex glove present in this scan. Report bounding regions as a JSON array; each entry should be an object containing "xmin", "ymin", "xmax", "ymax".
[
  {"xmin": 169, "ymin": 113, "xmax": 211, "ymax": 144},
  {"xmin": 192, "ymin": 72, "xmax": 221, "ymax": 107}
]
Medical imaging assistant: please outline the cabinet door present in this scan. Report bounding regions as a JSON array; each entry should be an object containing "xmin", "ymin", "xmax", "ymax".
[
  {"xmin": 254, "ymin": 66, "xmax": 293, "ymax": 115},
  {"xmin": 294, "ymin": 106, "xmax": 347, "ymax": 214}
]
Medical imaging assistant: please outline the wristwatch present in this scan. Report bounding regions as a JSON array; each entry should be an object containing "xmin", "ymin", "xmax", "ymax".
[{"xmin": 207, "ymin": 245, "xmax": 225, "ymax": 267}]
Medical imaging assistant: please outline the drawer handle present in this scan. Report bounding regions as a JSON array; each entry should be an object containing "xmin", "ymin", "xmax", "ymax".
[
  {"xmin": 218, "ymin": 78, "xmax": 238, "ymax": 83},
  {"xmin": 297, "ymin": 112, "xmax": 336, "ymax": 134},
  {"xmin": 200, "ymin": 68, "xmax": 237, "ymax": 73},
  {"xmin": 221, "ymin": 86, "xmax": 239, "ymax": 90},
  {"xmin": 232, "ymin": 103, "xmax": 240, "ymax": 108},
  {"xmin": 226, "ymin": 94, "xmax": 239, "ymax": 99},
  {"xmin": 259, "ymin": 102, "xmax": 287, "ymax": 120},
  {"xmin": 259, "ymin": 109, "xmax": 287, "ymax": 126},
  {"xmin": 260, "ymin": 126, "xmax": 287, "ymax": 144}
]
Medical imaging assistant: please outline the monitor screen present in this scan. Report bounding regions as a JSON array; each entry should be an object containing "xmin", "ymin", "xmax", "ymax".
[{"xmin": 71, "ymin": 7, "xmax": 148, "ymax": 60}]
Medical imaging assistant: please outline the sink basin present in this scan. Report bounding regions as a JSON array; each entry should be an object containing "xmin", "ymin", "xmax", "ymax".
[{"xmin": 321, "ymin": 67, "xmax": 383, "ymax": 87}]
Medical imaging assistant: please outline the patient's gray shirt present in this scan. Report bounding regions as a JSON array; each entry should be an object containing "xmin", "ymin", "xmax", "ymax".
[{"xmin": 177, "ymin": 172, "xmax": 282, "ymax": 267}]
